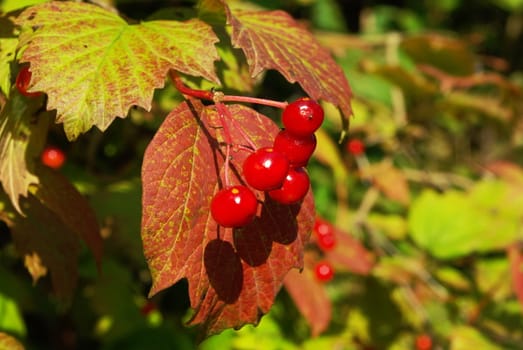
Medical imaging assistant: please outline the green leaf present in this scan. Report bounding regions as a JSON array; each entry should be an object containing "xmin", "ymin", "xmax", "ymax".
[
  {"xmin": 0, "ymin": 91, "xmax": 51, "ymax": 213},
  {"xmin": 408, "ymin": 180, "xmax": 523, "ymax": 259},
  {"xmin": 15, "ymin": 1, "xmax": 220, "ymax": 140},
  {"xmin": 0, "ymin": 16, "xmax": 17, "ymax": 98},
  {"xmin": 1, "ymin": 0, "xmax": 47, "ymax": 13},
  {"xmin": 450, "ymin": 326, "xmax": 503, "ymax": 350},
  {"xmin": 0, "ymin": 292, "xmax": 26, "ymax": 337}
]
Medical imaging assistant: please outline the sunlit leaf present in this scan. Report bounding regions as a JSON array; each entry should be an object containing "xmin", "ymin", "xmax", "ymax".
[
  {"xmin": 0, "ymin": 91, "xmax": 51, "ymax": 213},
  {"xmin": 16, "ymin": 1, "xmax": 220, "ymax": 140},
  {"xmin": 0, "ymin": 332, "xmax": 24, "ymax": 350},
  {"xmin": 214, "ymin": 0, "xmax": 352, "ymax": 136},
  {"xmin": 141, "ymin": 100, "xmax": 314, "ymax": 335},
  {"xmin": 408, "ymin": 180, "xmax": 523, "ymax": 259},
  {"xmin": 0, "ymin": 16, "xmax": 17, "ymax": 97},
  {"xmin": 0, "ymin": 293, "xmax": 26, "ymax": 337},
  {"xmin": 450, "ymin": 326, "xmax": 503, "ymax": 350}
]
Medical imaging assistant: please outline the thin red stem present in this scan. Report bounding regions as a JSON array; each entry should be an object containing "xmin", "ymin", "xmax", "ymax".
[
  {"xmin": 169, "ymin": 70, "xmax": 287, "ymax": 109},
  {"xmin": 221, "ymin": 94, "xmax": 288, "ymax": 109},
  {"xmin": 215, "ymin": 102, "xmax": 233, "ymax": 145},
  {"xmin": 224, "ymin": 143, "xmax": 231, "ymax": 187},
  {"xmin": 169, "ymin": 70, "xmax": 213, "ymax": 100}
]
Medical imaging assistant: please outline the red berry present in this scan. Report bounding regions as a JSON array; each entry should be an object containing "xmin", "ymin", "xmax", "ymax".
[
  {"xmin": 243, "ymin": 147, "xmax": 289, "ymax": 191},
  {"xmin": 211, "ymin": 185, "xmax": 258, "ymax": 228},
  {"xmin": 415, "ymin": 334, "xmax": 432, "ymax": 350},
  {"xmin": 140, "ymin": 302, "xmax": 156, "ymax": 316},
  {"xmin": 273, "ymin": 129, "xmax": 316, "ymax": 167},
  {"xmin": 346, "ymin": 139, "xmax": 365, "ymax": 156},
  {"xmin": 313, "ymin": 218, "xmax": 336, "ymax": 251},
  {"xmin": 15, "ymin": 65, "xmax": 41, "ymax": 98},
  {"xmin": 282, "ymin": 98, "xmax": 324, "ymax": 137},
  {"xmin": 314, "ymin": 261, "xmax": 334, "ymax": 282},
  {"xmin": 41, "ymin": 146, "xmax": 66, "ymax": 169},
  {"xmin": 268, "ymin": 167, "xmax": 310, "ymax": 204}
]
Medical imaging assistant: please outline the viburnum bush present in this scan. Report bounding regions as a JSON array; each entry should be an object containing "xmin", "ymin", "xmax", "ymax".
[
  {"xmin": 4, "ymin": 1, "xmax": 523, "ymax": 349},
  {"xmin": 0, "ymin": 0, "xmax": 354, "ymax": 346}
]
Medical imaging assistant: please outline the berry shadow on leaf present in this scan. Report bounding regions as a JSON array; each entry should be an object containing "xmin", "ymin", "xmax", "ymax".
[
  {"xmin": 204, "ymin": 239, "xmax": 243, "ymax": 304},
  {"xmin": 233, "ymin": 196, "xmax": 300, "ymax": 267}
]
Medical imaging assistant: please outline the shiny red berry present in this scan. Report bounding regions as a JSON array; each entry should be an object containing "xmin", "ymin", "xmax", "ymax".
[
  {"xmin": 41, "ymin": 146, "xmax": 66, "ymax": 169},
  {"xmin": 15, "ymin": 65, "xmax": 41, "ymax": 98},
  {"xmin": 211, "ymin": 185, "xmax": 258, "ymax": 228},
  {"xmin": 314, "ymin": 218, "xmax": 336, "ymax": 251},
  {"xmin": 314, "ymin": 261, "xmax": 334, "ymax": 282},
  {"xmin": 243, "ymin": 147, "xmax": 289, "ymax": 191},
  {"xmin": 282, "ymin": 98, "xmax": 324, "ymax": 137},
  {"xmin": 273, "ymin": 129, "xmax": 316, "ymax": 167},
  {"xmin": 346, "ymin": 139, "xmax": 365, "ymax": 156},
  {"xmin": 268, "ymin": 167, "xmax": 310, "ymax": 204}
]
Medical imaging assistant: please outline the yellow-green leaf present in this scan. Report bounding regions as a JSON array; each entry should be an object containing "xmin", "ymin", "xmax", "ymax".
[{"xmin": 16, "ymin": 1, "xmax": 220, "ymax": 140}]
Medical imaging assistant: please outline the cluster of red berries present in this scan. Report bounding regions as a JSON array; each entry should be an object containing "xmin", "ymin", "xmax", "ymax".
[{"xmin": 211, "ymin": 98, "xmax": 323, "ymax": 228}]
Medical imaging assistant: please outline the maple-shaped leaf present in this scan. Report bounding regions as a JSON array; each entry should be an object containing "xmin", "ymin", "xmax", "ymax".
[
  {"xmin": 283, "ymin": 251, "xmax": 332, "ymax": 336},
  {"xmin": 0, "ymin": 91, "xmax": 51, "ymax": 213},
  {"xmin": 15, "ymin": 1, "xmax": 220, "ymax": 140},
  {"xmin": 208, "ymin": 0, "xmax": 352, "ymax": 135},
  {"xmin": 141, "ymin": 100, "xmax": 315, "ymax": 336}
]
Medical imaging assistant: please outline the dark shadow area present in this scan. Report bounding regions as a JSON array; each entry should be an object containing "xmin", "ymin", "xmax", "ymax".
[
  {"xmin": 204, "ymin": 239, "xmax": 243, "ymax": 304},
  {"xmin": 262, "ymin": 196, "xmax": 300, "ymax": 245},
  {"xmin": 233, "ymin": 195, "xmax": 300, "ymax": 266}
]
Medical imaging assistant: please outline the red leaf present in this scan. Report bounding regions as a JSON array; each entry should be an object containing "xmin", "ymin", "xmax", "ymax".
[
  {"xmin": 220, "ymin": 2, "xmax": 352, "ymax": 133},
  {"xmin": 508, "ymin": 243, "xmax": 523, "ymax": 307},
  {"xmin": 324, "ymin": 227, "xmax": 375, "ymax": 275},
  {"xmin": 33, "ymin": 164, "xmax": 103, "ymax": 269},
  {"xmin": 11, "ymin": 194, "xmax": 80, "ymax": 300},
  {"xmin": 141, "ymin": 100, "xmax": 315, "ymax": 335},
  {"xmin": 283, "ymin": 253, "xmax": 332, "ymax": 337}
]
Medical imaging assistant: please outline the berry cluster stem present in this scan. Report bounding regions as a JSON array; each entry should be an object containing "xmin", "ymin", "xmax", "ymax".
[{"xmin": 170, "ymin": 70, "xmax": 288, "ymax": 109}]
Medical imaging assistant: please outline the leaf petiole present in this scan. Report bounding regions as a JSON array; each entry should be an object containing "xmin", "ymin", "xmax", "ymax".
[{"xmin": 170, "ymin": 70, "xmax": 288, "ymax": 109}]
